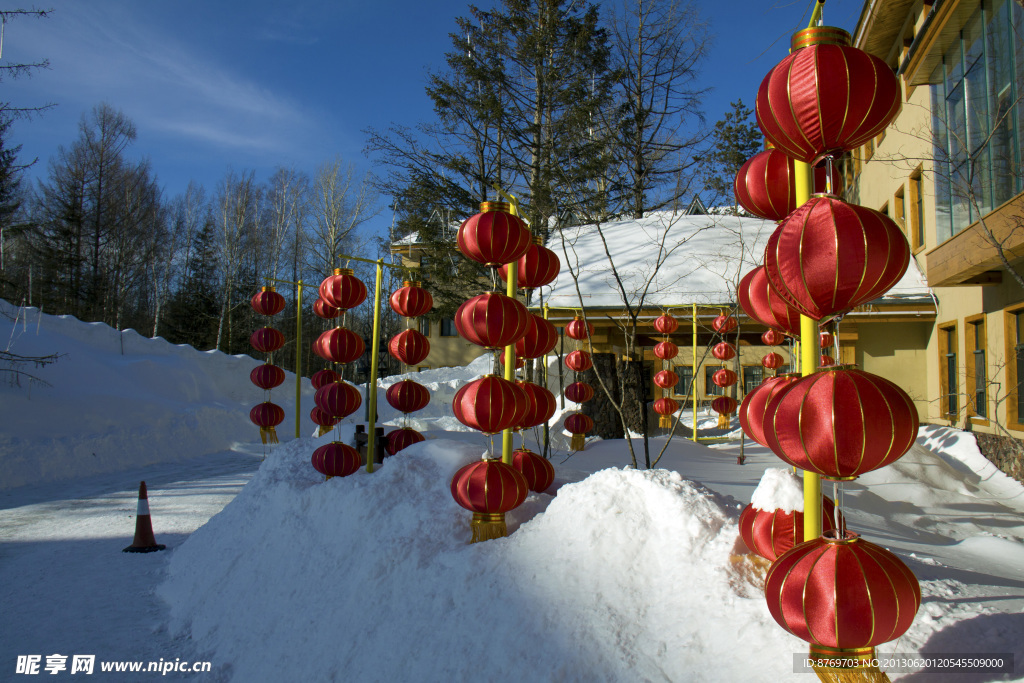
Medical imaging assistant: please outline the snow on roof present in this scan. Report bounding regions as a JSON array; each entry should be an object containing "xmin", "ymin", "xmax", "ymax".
[{"xmin": 543, "ymin": 211, "xmax": 932, "ymax": 310}]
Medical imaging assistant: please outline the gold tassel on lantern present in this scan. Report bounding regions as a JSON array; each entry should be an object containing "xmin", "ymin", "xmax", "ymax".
[
  {"xmin": 471, "ymin": 512, "xmax": 508, "ymax": 543},
  {"xmin": 658, "ymin": 414, "xmax": 672, "ymax": 428},
  {"xmin": 570, "ymin": 433, "xmax": 585, "ymax": 451},
  {"xmin": 317, "ymin": 425, "xmax": 332, "ymax": 437},
  {"xmin": 259, "ymin": 426, "xmax": 279, "ymax": 444},
  {"xmin": 809, "ymin": 647, "xmax": 891, "ymax": 683},
  {"xmin": 717, "ymin": 413, "xmax": 731, "ymax": 429}
]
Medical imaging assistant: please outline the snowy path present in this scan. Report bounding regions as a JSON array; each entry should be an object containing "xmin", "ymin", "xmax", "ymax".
[{"xmin": 0, "ymin": 447, "xmax": 263, "ymax": 680}]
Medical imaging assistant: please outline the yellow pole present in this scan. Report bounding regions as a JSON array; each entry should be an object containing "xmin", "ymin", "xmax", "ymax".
[
  {"xmin": 692, "ymin": 302, "xmax": 697, "ymax": 442},
  {"xmin": 295, "ymin": 280, "xmax": 303, "ymax": 439},
  {"xmin": 542, "ymin": 302, "xmax": 551, "ymax": 457},
  {"xmin": 366, "ymin": 260, "xmax": 384, "ymax": 473},
  {"xmin": 501, "ymin": 197, "xmax": 520, "ymax": 466}
]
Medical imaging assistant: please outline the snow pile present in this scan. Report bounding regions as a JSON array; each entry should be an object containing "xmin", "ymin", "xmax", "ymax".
[
  {"xmin": 160, "ymin": 439, "xmax": 801, "ymax": 682},
  {"xmin": 749, "ymin": 468, "xmax": 803, "ymax": 512}
]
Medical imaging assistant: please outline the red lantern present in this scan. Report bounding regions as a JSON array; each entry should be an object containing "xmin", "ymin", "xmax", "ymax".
[
  {"xmin": 386, "ymin": 380, "xmax": 430, "ymax": 414},
  {"xmin": 761, "ymin": 352, "xmax": 784, "ymax": 370},
  {"xmin": 653, "ymin": 397, "xmax": 679, "ymax": 416},
  {"xmin": 310, "ymin": 406, "xmax": 340, "ymax": 429},
  {"xmin": 653, "ymin": 370, "xmax": 678, "ymax": 390},
  {"xmin": 250, "ymin": 327, "xmax": 285, "ymax": 353},
  {"xmin": 389, "ymin": 329, "xmax": 431, "ymax": 365},
  {"xmin": 452, "ymin": 375, "xmax": 529, "ymax": 435},
  {"xmin": 565, "ymin": 412, "xmax": 594, "ymax": 435},
  {"xmin": 756, "ymin": 27, "xmax": 902, "ymax": 163},
  {"xmin": 712, "ymin": 342, "xmax": 736, "ymax": 361},
  {"xmin": 386, "ymin": 428, "xmax": 425, "ymax": 455},
  {"xmin": 516, "ymin": 314, "xmax": 558, "ymax": 359},
  {"xmin": 565, "ymin": 316, "xmax": 594, "ymax": 341},
  {"xmin": 455, "ymin": 292, "xmax": 530, "ymax": 349},
  {"xmin": 450, "ymin": 457, "xmax": 529, "ymax": 542},
  {"xmin": 457, "ymin": 202, "xmax": 532, "ymax": 267},
  {"xmin": 314, "ymin": 381, "xmax": 362, "ymax": 419},
  {"xmin": 820, "ymin": 354, "xmax": 836, "ymax": 367},
  {"xmin": 565, "ymin": 350, "xmax": 592, "ymax": 372},
  {"xmin": 498, "ymin": 241, "xmax": 560, "ymax": 289},
  {"xmin": 739, "ymin": 374, "xmax": 801, "ymax": 447},
  {"xmin": 250, "ymin": 363, "xmax": 285, "ymax": 390},
  {"xmin": 565, "ymin": 381, "xmax": 595, "ymax": 403},
  {"xmin": 319, "ymin": 268, "xmax": 367, "ymax": 311},
  {"xmin": 734, "ymin": 149, "xmax": 842, "ymax": 221},
  {"xmin": 313, "ymin": 297, "xmax": 341, "ymax": 320},
  {"xmin": 512, "ymin": 448, "xmax": 555, "ymax": 493},
  {"xmin": 653, "ymin": 314, "xmax": 678, "ymax": 335},
  {"xmin": 251, "ymin": 287, "xmax": 286, "ymax": 316},
  {"xmin": 738, "ymin": 266, "xmax": 802, "ymax": 337},
  {"xmin": 764, "ymin": 367, "xmax": 919, "ymax": 479},
  {"xmin": 311, "ymin": 368, "xmax": 340, "ymax": 390},
  {"xmin": 712, "ymin": 315, "xmax": 737, "ymax": 333},
  {"xmin": 764, "ymin": 195, "xmax": 910, "ymax": 321},
  {"xmin": 389, "ymin": 281, "xmax": 433, "ymax": 318},
  {"xmin": 713, "ymin": 368, "xmax": 737, "ymax": 388},
  {"xmin": 762, "ymin": 329, "xmax": 786, "ymax": 346},
  {"xmin": 739, "ymin": 497, "xmax": 841, "ymax": 561},
  {"xmin": 653, "ymin": 341, "xmax": 679, "ymax": 360},
  {"xmin": 764, "ymin": 532, "xmax": 920, "ymax": 655},
  {"xmin": 517, "ymin": 381, "xmax": 556, "ymax": 430},
  {"xmin": 712, "ymin": 396, "xmax": 738, "ymax": 415},
  {"xmin": 250, "ymin": 401, "xmax": 284, "ymax": 443},
  {"xmin": 820, "ymin": 332, "xmax": 834, "ymax": 349},
  {"xmin": 497, "ymin": 353, "xmax": 526, "ymax": 369},
  {"xmin": 313, "ymin": 327, "xmax": 365, "ymax": 364},
  {"xmin": 311, "ymin": 442, "xmax": 361, "ymax": 478}
]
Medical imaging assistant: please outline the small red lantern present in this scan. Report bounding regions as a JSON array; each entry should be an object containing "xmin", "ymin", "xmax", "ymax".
[
  {"xmin": 517, "ymin": 382, "xmax": 556, "ymax": 430},
  {"xmin": 511, "ymin": 448, "xmax": 555, "ymax": 493},
  {"xmin": 712, "ymin": 314, "xmax": 737, "ymax": 334},
  {"xmin": 452, "ymin": 375, "xmax": 529, "ymax": 435},
  {"xmin": 457, "ymin": 202, "xmax": 532, "ymax": 268},
  {"xmin": 819, "ymin": 332, "xmax": 834, "ymax": 349},
  {"xmin": 311, "ymin": 442, "xmax": 361, "ymax": 478},
  {"xmin": 250, "ymin": 363, "xmax": 285, "ymax": 390},
  {"xmin": 251, "ymin": 287, "xmax": 286, "ymax": 316},
  {"xmin": 713, "ymin": 368, "xmax": 737, "ymax": 388},
  {"xmin": 653, "ymin": 370, "xmax": 678, "ymax": 390},
  {"xmin": 564, "ymin": 412, "xmax": 594, "ymax": 451},
  {"xmin": 712, "ymin": 396, "xmax": 738, "ymax": 415},
  {"xmin": 250, "ymin": 327, "xmax": 285, "ymax": 353},
  {"xmin": 389, "ymin": 329, "xmax": 431, "ymax": 365},
  {"xmin": 653, "ymin": 341, "xmax": 679, "ymax": 360},
  {"xmin": 764, "ymin": 532, "xmax": 920, "ymax": 657},
  {"xmin": 712, "ymin": 342, "xmax": 736, "ymax": 361},
  {"xmin": 653, "ymin": 397, "xmax": 679, "ymax": 416},
  {"xmin": 565, "ymin": 381, "xmax": 595, "ymax": 403},
  {"xmin": 653, "ymin": 314, "xmax": 678, "ymax": 335},
  {"xmin": 565, "ymin": 350, "xmax": 592, "ymax": 372},
  {"xmin": 450, "ymin": 457, "xmax": 529, "ymax": 542},
  {"xmin": 820, "ymin": 354, "xmax": 836, "ymax": 367},
  {"xmin": 250, "ymin": 401, "xmax": 284, "ymax": 444},
  {"xmin": 313, "ymin": 297, "xmax": 341, "ymax": 320},
  {"xmin": 738, "ymin": 267, "xmax": 802, "ymax": 337},
  {"xmin": 565, "ymin": 316, "xmax": 594, "ymax": 341},
  {"xmin": 386, "ymin": 428, "xmax": 425, "ymax": 455},
  {"xmin": 764, "ymin": 195, "xmax": 910, "ymax": 321},
  {"xmin": 734, "ymin": 149, "xmax": 842, "ymax": 221},
  {"xmin": 386, "ymin": 380, "xmax": 430, "ymax": 414},
  {"xmin": 762, "ymin": 329, "xmax": 786, "ymax": 346},
  {"xmin": 739, "ymin": 374, "xmax": 801, "ymax": 447},
  {"xmin": 314, "ymin": 381, "xmax": 362, "ymax": 419},
  {"xmin": 516, "ymin": 314, "xmax": 558, "ymax": 359},
  {"xmin": 761, "ymin": 352, "xmax": 784, "ymax": 370},
  {"xmin": 763, "ymin": 367, "xmax": 919, "ymax": 479},
  {"xmin": 455, "ymin": 292, "xmax": 530, "ymax": 349},
  {"xmin": 319, "ymin": 268, "xmax": 367, "ymax": 312},
  {"xmin": 389, "ymin": 281, "xmax": 433, "ymax": 318},
  {"xmin": 311, "ymin": 368, "xmax": 340, "ymax": 390},
  {"xmin": 739, "ymin": 496, "xmax": 841, "ymax": 561},
  {"xmin": 498, "ymin": 240, "xmax": 560, "ymax": 289},
  {"xmin": 497, "ymin": 353, "xmax": 526, "ymax": 369},
  {"xmin": 310, "ymin": 406, "xmax": 340, "ymax": 432},
  {"xmin": 313, "ymin": 327, "xmax": 365, "ymax": 364}
]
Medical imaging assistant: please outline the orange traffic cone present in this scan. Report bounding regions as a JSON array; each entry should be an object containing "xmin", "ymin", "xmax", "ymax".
[{"xmin": 122, "ymin": 481, "xmax": 166, "ymax": 553}]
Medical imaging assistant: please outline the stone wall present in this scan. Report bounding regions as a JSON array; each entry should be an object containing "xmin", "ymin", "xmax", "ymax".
[{"xmin": 972, "ymin": 431, "xmax": 1024, "ymax": 484}]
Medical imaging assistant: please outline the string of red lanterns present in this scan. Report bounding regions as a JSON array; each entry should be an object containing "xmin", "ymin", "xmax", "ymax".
[
  {"xmin": 563, "ymin": 316, "xmax": 594, "ymax": 448},
  {"xmin": 249, "ymin": 287, "xmax": 286, "ymax": 445},
  {"xmin": 385, "ymin": 281, "xmax": 434, "ymax": 456}
]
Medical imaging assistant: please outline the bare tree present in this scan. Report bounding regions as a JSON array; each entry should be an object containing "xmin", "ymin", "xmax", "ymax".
[
  {"xmin": 306, "ymin": 157, "xmax": 377, "ymax": 277},
  {"xmin": 213, "ymin": 168, "xmax": 260, "ymax": 353}
]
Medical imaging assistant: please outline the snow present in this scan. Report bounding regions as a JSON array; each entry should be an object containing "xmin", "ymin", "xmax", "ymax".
[
  {"xmin": 2, "ymin": 299, "xmax": 1023, "ymax": 683},
  {"xmin": 749, "ymin": 468, "xmax": 804, "ymax": 513}
]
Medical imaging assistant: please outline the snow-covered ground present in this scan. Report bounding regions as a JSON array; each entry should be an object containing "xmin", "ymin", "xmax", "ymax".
[{"xmin": 2, "ymin": 302, "xmax": 1023, "ymax": 682}]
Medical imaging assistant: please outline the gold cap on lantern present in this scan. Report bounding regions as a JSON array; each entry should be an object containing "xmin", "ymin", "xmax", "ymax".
[
  {"xmin": 479, "ymin": 201, "xmax": 511, "ymax": 213},
  {"xmin": 532, "ymin": 233, "xmax": 543, "ymax": 246},
  {"xmin": 333, "ymin": 267, "xmax": 355, "ymax": 276},
  {"xmin": 402, "ymin": 280, "xmax": 414, "ymax": 288},
  {"xmin": 261, "ymin": 285, "xmax": 275, "ymax": 292},
  {"xmin": 791, "ymin": 26, "xmax": 851, "ymax": 50}
]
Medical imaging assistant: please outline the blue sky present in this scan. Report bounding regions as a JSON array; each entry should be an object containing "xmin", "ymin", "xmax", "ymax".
[{"xmin": 2, "ymin": 0, "xmax": 864, "ymax": 240}]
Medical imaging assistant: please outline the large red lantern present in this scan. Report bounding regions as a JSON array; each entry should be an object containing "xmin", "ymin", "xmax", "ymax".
[
  {"xmin": 764, "ymin": 195, "xmax": 910, "ymax": 321},
  {"xmin": 764, "ymin": 367, "xmax": 919, "ymax": 479},
  {"xmin": 457, "ymin": 202, "xmax": 532, "ymax": 267},
  {"xmin": 250, "ymin": 363, "xmax": 285, "ymax": 390},
  {"xmin": 712, "ymin": 342, "xmax": 736, "ymax": 361},
  {"xmin": 762, "ymin": 329, "xmax": 786, "ymax": 346},
  {"xmin": 389, "ymin": 329, "xmax": 430, "ymax": 365},
  {"xmin": 311, "ymin": 368, "xmax": 340, "ymax": 390},
  {"xmin": 565, "ymin": 381, "xmax": 595, "ymax": 403},
  {"xmin": 319, "ymin": 268, "xmax": 367, "ymax": 311},
  {"xmin": 712, "ymin": 396, "xmax": 737, "ymax": 415},
  {"xmin": 712, "ymin": 315, "xmax": 737, "ymax": 333},
  {"xmin": 386, "ymin": 428, "xmax": 425, "ymax": 455},
  {"xmin": 250, "ymin": 402, "xmax": 284, "ymax": 444},
  {"xmin": 452, "ymin": 375, "xmax": 529, "ymax": 435},
  {"xmin": 389, "ymin": 281, "xmax": 433, "ymax": 318},
  {"xmin": 311, "ymin": 442, "xmax": 361, "ymax": 478},
  {"xmin": 739, "ymin": 496, "xmax": 840, "ymax": 561},
  {"xmin": 764, "ymin": 532, "xmax": 920, "ymax": 657},
  {"xmin": 565, "ymin": 316, "xmax": 594, "ymax": 341},
  {"xmin": 653, "ymin": 314, "xmax": 678, "ymax": 335},
  {"xmin": 251, "ymin": 287, "xmax": 286, "ymax": 316},
  {"xmin": 734, "ymin": 149, "xmax": 842, "ymax": 221},
  {"xmin": 517, "ymin": 382, "xmax": 556, "ymax": 430},
  {"xmin": 450, "ymin": 457, "xmax": 529, "ymax": 542},
  {"xmin": 313, "ymin": 327, "xmax": 365, "ymax": 364},
  {"xmin": 712, "ymin": 368, "xmax": 737, "ymax": 388},
  {"xmin": 653, "ymin": 370, "xmax": 677, "ymax": 390},
  {"xmin": 512, "ymin": 448, "xmax": 555, "ymax": 493},
  {"xmin": 386, "ymin": 380, "xmax": 430, "ymax": 414},
  {"xmin": 250, "ymin": 327, "xmax": 285, "ymax": 353},
  {"xmin": 738, "ymin": 267, "xmax": 802, "ymax": 337},
  {"xmin": 565, "ymin": 350, "xmax": 592, "ymax": 372},
  {"xmin": 454, "ymin": 292, "xmax": 530, "ymax": 349},
  {"xmin": 314, "ymin": 381, "xmax": 362, "ymax": 419},
  {"xmin": 313, "ymin": 297, "xmax": 341, "ymax": 320},
  {"xmin": 653, "ymin": 341, "xmax": 679, "ymax": 360},
  {"xmin": 498, "ymin": 240, "xmax": 560, "ymax": 289},
  {"xmin": 756, "ymin": 27, "xmax": 902, "ymax": 164},
  {"xmin": 739, "ymin": 374, "xmax": 801, "ymax": 447},
  {"xmin": 761, "ymin": 352, "xmax": 784, "ymax": 370},
  {"xmin": 516, "ymin": 314, "xmax": 558, "ymax": 359}
]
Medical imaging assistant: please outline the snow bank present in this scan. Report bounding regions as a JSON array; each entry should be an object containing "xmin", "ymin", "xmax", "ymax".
[{"xmin": 749, "ymin": 468, "xmax": 803, "ymax": 513}]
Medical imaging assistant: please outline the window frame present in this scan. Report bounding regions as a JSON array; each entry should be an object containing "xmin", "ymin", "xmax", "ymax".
[
  {"xmin": 909, "ymin": 166, "xmax": 926, "ymax": 253},
  {"xmin": 1003, "ymin": 305, "xmax": 1024, "ymax": 431},
  {"xmin": 965, "ymin": 314, "xmax": 989, "ymax": 424},
  {"xmin": 938, "ymin": 321, "xmax": 960, "ymax": 422}
]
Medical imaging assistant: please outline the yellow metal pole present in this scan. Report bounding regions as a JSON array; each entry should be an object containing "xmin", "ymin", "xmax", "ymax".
[
  {"xmin": 500, "ymin": 192, "xmax": 520, "ymax": 466},
  {"xmin": 295, "ymin": 280, "xmax": 303, "ymax": 439},
  {"xmin": 692, "ymin": 302, "xmax": 697, "ymax": 442},
  {"xmin": 366, "ymin": 260, "xmax": 384, "ymax": 473},
  {"xmin": 542, "ymin": 302, "xmax": 551, "ymax": 458}
]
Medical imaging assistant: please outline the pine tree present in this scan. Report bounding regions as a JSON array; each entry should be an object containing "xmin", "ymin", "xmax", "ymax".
[
  {"xmin": 163, "ymin": 217, "xmax": 221, "ymax": 349},
  {"xmin": 701, "ymin": 99, "xmax": 763, "ymax": 210}
]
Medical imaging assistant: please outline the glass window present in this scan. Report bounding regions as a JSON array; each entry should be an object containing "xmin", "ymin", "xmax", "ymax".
[
  {"xmin": 911, "ymin": 170, "xmax": 926, "ymax": 250},
  {"xmin": 895, "ymin": 186, "xmax": 906, "ymax": 231},
  {"xmin": 704, "ymin": 365, "xmax": 723, "ymax": 396},
  {"xmin": 945, "ymin": 328, "xmax": 959, "ymax": 418},
  {"xmin": 971, "ymin": 320, "xmax": 987, "ymax": 418},
  {"xmin": 419, "ymin": 317, "xmax": 431, "ymax": 336},
  {"xmin": 674, "ymin": 365, "xmax": 693, "ymax": 397},
  {"xmin": 1016, "ymin": 312, "xmax": 1024, "ymax": 423},
  {"xmin": 743, "ymin": 366, "xmax": 763, "ymax": 394},
  {"xmin": 440, "ymin": 318, "xmax": 457, "ymax": 337}
]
